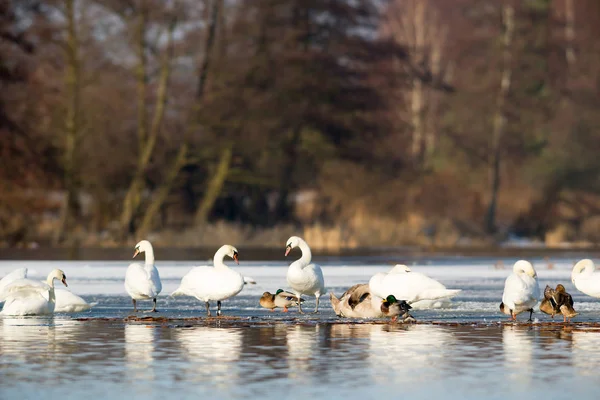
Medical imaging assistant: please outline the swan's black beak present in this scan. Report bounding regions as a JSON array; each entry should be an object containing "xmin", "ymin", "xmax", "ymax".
[
  {"xmin": 133, "ymin": 249, "xmax": 140, "ymax": 259},
  {"xmin": 285, "ymin": 245, "xmax": 291, "ymax": 257},
  {"xmin": 233, "ymin": 252, "xmax": 239, "ymax": 264},
  {"xmin": 62, "ymin": 277, "xmax": 68, "ymax": 287}
]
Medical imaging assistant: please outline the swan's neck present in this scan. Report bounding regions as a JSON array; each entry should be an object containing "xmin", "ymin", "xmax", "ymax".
[
  {"xmin": 46, "ymin": 276, "xmax": 57, "ymax": 303},
  {"xmin": 144, "ymin": 248, "xmax": 155, "ymax": 265},
  {"xmin": 213, "ymin": 247, "xmax": 230, "ymax": 269},
  {"xmin": 293, "ymin": 240, "xmax": 312, "ymax": 268},
  {"xmin": 46, "ymin": 275, "xmax": 56, "ymax": 288}
]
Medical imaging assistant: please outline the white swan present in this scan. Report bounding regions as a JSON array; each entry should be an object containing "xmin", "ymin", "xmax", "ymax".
[
  {"xmin": 0, "ymin": 267, "xmax": 96, "ymax": 313},
  {"xmin": 368, "ymin": 264, "xmax": 461, "ymax": 309},
  {"xmin": 285, "ymin": 236, "xmax": 326, "ymax": 313},
  {"xmin": 0, "ymin": 267, "xmax": 28, "ymax": 295},
  {"xmin": 0, "ymin": 269, "xmax": 68, "ymax": 315},
  {"xmin": 500, "ymin": 260, "xmax": 540, "ymax": 321},
  {"xmin": 572, "ymin": 259, "xmax": 600, "ymax": 298},
  {"xmin": 54, "ymin": 289, "xmax": 97, "ymax": 313},
  {"xmin": 171, "ymin": 244, "xmax": 244, "ymax": 316},
  {"xmin": 125, "ymin": 240, "xmax": 162, "ymax": 312}
]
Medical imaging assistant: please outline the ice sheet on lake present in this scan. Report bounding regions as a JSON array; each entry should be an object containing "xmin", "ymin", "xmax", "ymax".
[{"xmin": 1, "ymin": 257, "xmax": 599, "ymax": 319}]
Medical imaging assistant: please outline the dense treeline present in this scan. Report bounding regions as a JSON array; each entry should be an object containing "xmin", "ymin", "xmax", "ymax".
[{"xmin": 1, "ymin": 0, "xmax": 600, "ymax": 249}]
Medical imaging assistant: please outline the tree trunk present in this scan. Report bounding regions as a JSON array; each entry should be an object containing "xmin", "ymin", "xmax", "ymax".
[
  {"xmin": 136, "ymin": 144, "xmax": 188, "ymax": 237},
  {"xmin": 54, "ymin": 0, "xmax": 81, "ymax": 245},
  {"xmin": 410, "ymin": 0, "xmax": 425, "ymax": 162},
  {"xmin": 565, "ymin": 0, "xmax": 576, "ymax": 71},
  {"xmin": 194, "ymin": 144, "xmax": 233, "ymax": 225},
  {"xmin": 273, "ymin": 126, "xmax": 302, "ymax": 222},
  {"xmin": 485, "ymin": 3, "xmax": 515, "ymax": 234},
  {"xmin": 136, "ymin": 0, "xmax": 222, "ymax": 236},
  {"xmin": 118, "ymin": 14, "xmax": 174, "ymax": 239}
]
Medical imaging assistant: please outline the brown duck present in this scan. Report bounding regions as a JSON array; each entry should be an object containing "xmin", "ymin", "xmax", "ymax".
[
  {"xmin": 260, "ymin": 289, "xmax": 304, "ymax": 312},
  {"xmin": 540, "ymin": 284, "xmax": 578, "ymax": 322}
]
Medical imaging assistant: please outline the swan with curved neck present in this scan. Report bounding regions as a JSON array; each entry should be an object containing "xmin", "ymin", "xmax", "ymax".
[
  {"xmin": 125, "ymin": 240, "xmax": 162, "ymax": 312},
  {"xmin": 285, "ymin": 236, "xmax": 326, "ymax": 314},
  {"xmin": 572, "ymin": 259, "xmax": 600, "ymax": 298},
  {"xmin": 500, "ymin": 260, "xmax": 540, "ymax": 321},
  {"xmin": 0, "ymin": 269, "xmax": 68, "ymax": 315},
  {"xmin": 171, "ymin": 244, "xmax": 244, "ymax": 316}
]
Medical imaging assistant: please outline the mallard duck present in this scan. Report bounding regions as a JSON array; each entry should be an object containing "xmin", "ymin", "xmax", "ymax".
[
  {"xmin": 260, "ymin": 289, "xmax": 304, "ymax": 312},
  {"xmin": 501, "ymin": 260, "xmax": 540, "ymax": 321},
  {"xmin": 540, "ymin": 284, "xmax": 578, "ymax": 322},
  {"xmin": 330, "ymin": 283, "xmax": 413, "ymax": 322}
]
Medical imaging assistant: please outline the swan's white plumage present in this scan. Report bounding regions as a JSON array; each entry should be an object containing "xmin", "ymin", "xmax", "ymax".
[
  {"xmin": 0, "ymin": 269, "xmax": 67, "ymax": 316},
  {"xmin": 572, "ymin": 259, "xmax": 600, "ymax": 298},
  {"xmin": 501, "ymin": 260, "xmax": 540, "ymax": 316},
  {"xmin": 0, "ymin": 267, "xmax": 27, "ymax": 295},
  {"xmin": 0, "ymin": 267, "xmax": 95, "ymax": 313},
  {"xmin": 171, "ymin": 245, "xmax": 244, "ymax": 302},
  {"xmin": 368, "ymin": 264, "xmax": 460, "ymax": 309},
  {"xmin": 54, "ymin": 289, "xmax": 97, "ymax": 312},
  {"xmin": 285, "ymin": 237, "xmax": 325, "ymax": 295},
  {"xmin": 125, "ymin": 240, "xmax": 162, "ymax": 301}
]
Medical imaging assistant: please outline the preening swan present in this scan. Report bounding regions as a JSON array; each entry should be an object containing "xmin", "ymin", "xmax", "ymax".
[
  {"xmin": 0, "ymin": 267, "xmax": 28, "ymax": 295},
  {"xmin": 368, "ymin": 264, "xmax": 461, "ymax": 309},
  {"xmin": 0, "ymin": 269, "xmax": 68, "ymax": 316},
  {"xmin": 171, "ymin": 244, "xmax": 244, "ymax": 316},
  {"xmin": 285, "ymin": 236, "xmax": 326, "ymax": 314},
  {"xmin": 125, "ymin": 240, "xmax": 162, "ymax": 312},
  {"xmin": 571, "ymin": 259, "xmax": 600, "ymax": 298},
  {"xmin": 500, "ymin": 260, "xmax": 540, "ymax": 321},
  {"xmin": 0, "ymin": 267, "xmax": 96, "ymax": 313}
]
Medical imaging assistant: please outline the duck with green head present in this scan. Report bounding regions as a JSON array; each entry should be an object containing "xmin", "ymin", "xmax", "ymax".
[
  {"xmin": 260, "ymin": 289, "xmax": 305, "ymax": 312},
  {"xmin": 330, "ymin": 283, "xmax": 414, "ymax": 322}
]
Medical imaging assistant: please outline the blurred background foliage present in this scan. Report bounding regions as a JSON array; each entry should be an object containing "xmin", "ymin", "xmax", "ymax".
[{"xmin": 1, "ymin": 0, "xmax": 600, "ymax": 249}]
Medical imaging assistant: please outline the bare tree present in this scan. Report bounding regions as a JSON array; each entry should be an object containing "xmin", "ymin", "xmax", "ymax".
[
  {"xmin": 485, "ymin": 2, "xmax": 515, "ymax": 233},
  {"xmin": 384, "ymin": 0, "xmax": 451, "ymax": 166},
  {"xmin": 117, "ymin": 3, "xmax": 176, "ymax": 239},
  {"xmin": 54, "ymin": 0, "xmax": 82, "ymax": 244}
]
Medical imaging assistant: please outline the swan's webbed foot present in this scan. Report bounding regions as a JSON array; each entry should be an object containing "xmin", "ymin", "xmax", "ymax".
[
  {"xmin": 205, "ymin": 301, "xmax": 211, "ymax": 317},
  {"xmin": 527, "ymin": 308, "xmax": 534, "ymax": 322},
  {"xmin": 217, "ymin": 301, "xmax": 222, "ymax": 316}
]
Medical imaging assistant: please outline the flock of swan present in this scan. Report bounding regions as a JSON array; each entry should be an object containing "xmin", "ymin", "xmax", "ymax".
[{"xmin": 1, "ymin": 235, "xmax": 600, "ymax": 323}]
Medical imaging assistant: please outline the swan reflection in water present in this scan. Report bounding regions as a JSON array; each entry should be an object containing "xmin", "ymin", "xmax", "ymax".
[
  {"xmin": 572, "ymin": 330, "xmax": 600, "ymax": 375},
  {"xmin": 286, "ymin": 325, "xmax": 320, "ymax": 382},
  {"xmin": 175, "ymin": 326, "xmax": 242, "ymax": 386},
  {"xmin": 0, "ymin": 316, "xmax": 86, "ymax": 380},
  {"xmin": 125, "ymin": 324, "xmax": 156, "ymax": 381},
  {"xmin": 368, "ymin": 324, "xmax": 455, "ymax": 384},
  {"xmin": 502, "ymin": 326, "xmax": 534, "ymax": 384}
]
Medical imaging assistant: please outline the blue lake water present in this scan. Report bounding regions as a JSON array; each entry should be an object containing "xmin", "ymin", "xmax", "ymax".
[{"xmin": 1, "ymin": 254, "xmax": 600, "ymax": 399}]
